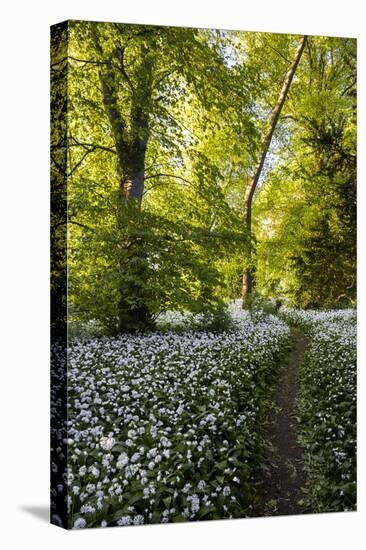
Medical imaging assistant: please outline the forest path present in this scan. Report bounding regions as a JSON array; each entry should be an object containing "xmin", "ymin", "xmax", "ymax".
[{"xmin": 257, "ymin": 329, "xmax": 307, "ymax": 516}]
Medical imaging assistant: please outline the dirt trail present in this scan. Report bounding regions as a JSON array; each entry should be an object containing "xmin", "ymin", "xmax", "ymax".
[{"xmin": 258, "ymin": 329, "xmax": 307, "ymax": 516}]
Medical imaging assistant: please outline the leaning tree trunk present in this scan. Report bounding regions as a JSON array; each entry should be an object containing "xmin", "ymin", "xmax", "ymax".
[{"xmin": 241, "ymin": 35, "xmax": 307, "ymax": 308}]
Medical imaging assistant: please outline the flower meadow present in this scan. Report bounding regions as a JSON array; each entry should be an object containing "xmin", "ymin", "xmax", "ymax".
[
  {"xmin": 281, "ymin": 308, "xmax": 357, "ymax": 512},
  {"xmin": 52, "ymin": 308, "xmax": 291, "ymax": 529},
  {"xmin": 51, "ymin": 305, "xmax": 357, "ymax": 528}
]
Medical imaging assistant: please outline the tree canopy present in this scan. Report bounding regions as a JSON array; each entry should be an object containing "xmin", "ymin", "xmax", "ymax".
[{"xmin": 51, "ymin": 21, "xmax": 356, "ymax": 334}]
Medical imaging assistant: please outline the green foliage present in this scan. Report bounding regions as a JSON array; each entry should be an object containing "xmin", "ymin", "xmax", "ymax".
[
  {"xmin": 51, "ymin": 22, "xmax": 356, "ymax": 332},
  {"xmin": 69, "ymin": 195, "xmax": 248, "ymax": 333},
  {"xmin": 57, "ymin": 20, "xmax": 258, "ymax": 333},
  {"xmin": 253, "ymin": 36, "xmax": 356, "ymax": 309},
  {"xmin": 187, "ymin": 307, "xmax": 239, "ymax": 333},
  {"xmin": 246, "ymin": 290, "xmax": 278, "ymax": 315}
]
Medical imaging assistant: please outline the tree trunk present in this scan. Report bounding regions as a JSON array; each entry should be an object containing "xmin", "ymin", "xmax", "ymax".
[
  {"xmin": 241, "ymin": 35, "xmax": 307, "ymax": 308},
  {"xmin": 92, "ymin": 25, "xmax": 154, "ymax": 332}
]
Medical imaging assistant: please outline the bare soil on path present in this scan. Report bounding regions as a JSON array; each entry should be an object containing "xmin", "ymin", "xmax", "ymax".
[{"xmin": 257, "ymin": 329, "xmax": 308, "ymax": 516}]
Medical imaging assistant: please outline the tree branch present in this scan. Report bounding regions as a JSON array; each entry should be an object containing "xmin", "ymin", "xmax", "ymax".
[
  {"xmin": 144, "ymin": 173, "xmax": 193, "ymax": 184},
  {"xmin": 340, "ymin": 78, "xmax": 357, "ymax": 97},
  {"xmin": 115, "ymin": 46, "xmax": 134, "ymax": 90},
  {"xmin": 68, "ymin": 150, "xmax": 94, "ymax": 178},
  {"xmin": 143, "ymin": 173, "xmax": 194, "ymax": 195},
  {"xmin": 68, "ymin": 55, "xmax": 109, "ymax": 67},
  {"xmin": 263, "ymin": 38, "xmax": 291, "ymax": 64},
  {"xmin": 68, "ymin": 136, "xmax": 116, "ymax": 155}
]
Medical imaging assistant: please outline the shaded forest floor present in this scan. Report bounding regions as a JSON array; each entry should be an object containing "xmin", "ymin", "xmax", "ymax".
[
  {"xmin": 255, "ymin": 329, "xmax": 308, "ymax": 516},
  {"xmin": 62, "ymin": 309, "xmax": 356, "ymax": 527}
]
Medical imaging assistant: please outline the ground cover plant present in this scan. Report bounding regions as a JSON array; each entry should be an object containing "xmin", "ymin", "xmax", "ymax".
[
  {"xmin": 281, "ymin": 308, "xmax": 357, "ymax": 512},
  {"xmin": 58, "ymin": 308, "xmax": 291, "ymax": 528}
]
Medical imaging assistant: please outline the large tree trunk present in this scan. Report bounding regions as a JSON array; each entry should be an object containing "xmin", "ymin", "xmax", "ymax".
[
  {"xmin": 241, "ymin": 35, "xmax": 307, "ymax": 308},
  {"xmin": 92, "ymin": 25, "xmax": 154, "ymax": 332},
  {"xmin": 119, "ymin": 52, "xmax": 153, "ymax": 203},
  {"xmin": 92, "ymin": 25, "xmax": 152, "ymax": 204},
  {"xmin": 116, "ymin": 55, "xmax": 153, "ymax": 333}
]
